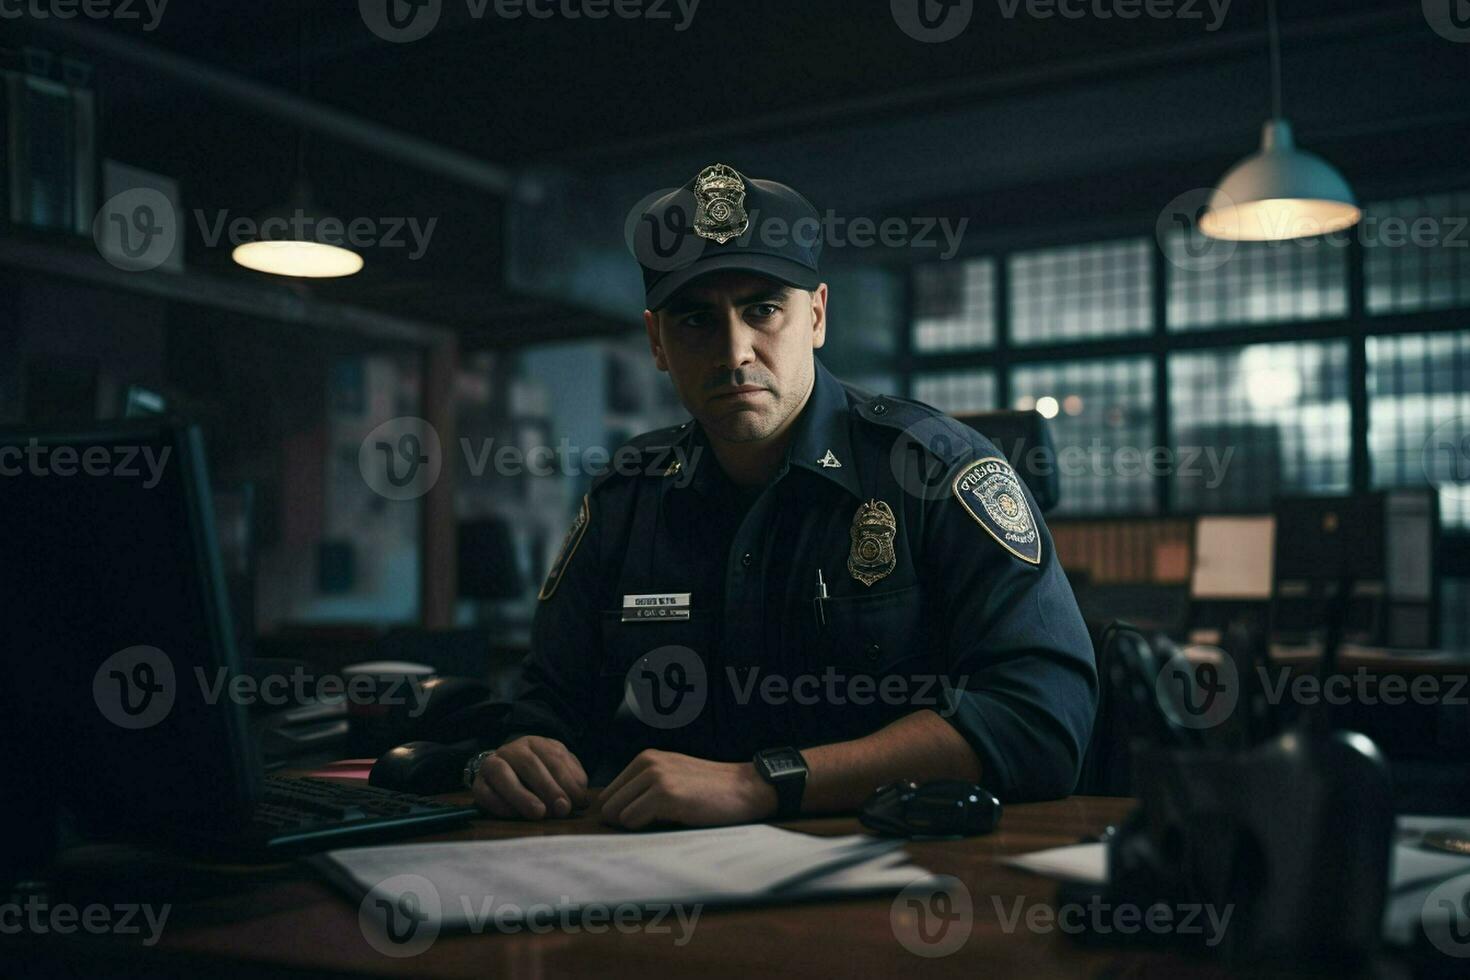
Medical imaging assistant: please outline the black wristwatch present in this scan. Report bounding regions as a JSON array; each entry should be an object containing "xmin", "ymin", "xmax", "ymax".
[{"xmin": 753, "ymin": 747, "xmax": 809, "ymax": 819}]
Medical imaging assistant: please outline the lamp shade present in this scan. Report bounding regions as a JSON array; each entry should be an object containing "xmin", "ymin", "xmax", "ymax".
[
  {"xmin": 1198, "ymin": 120, "xmax": 1360, "ymax": 242},
  {"xmin": 231, "ymin": 181, "xmax": 364, "ymax": 278}
]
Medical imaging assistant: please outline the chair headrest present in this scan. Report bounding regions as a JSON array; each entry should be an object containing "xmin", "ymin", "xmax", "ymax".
[{"xmin": 954, "ymin": 410, "xmax": 1059, "ymax": 514}]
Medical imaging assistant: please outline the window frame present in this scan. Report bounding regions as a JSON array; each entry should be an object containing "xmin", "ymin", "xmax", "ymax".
[{"xmin": 898, "ymin": 205, "xmax": 1470, "ymax": 573}]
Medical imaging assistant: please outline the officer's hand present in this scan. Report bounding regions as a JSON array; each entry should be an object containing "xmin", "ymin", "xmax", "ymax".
[
  {"xmin": 599, "ymin": 750, "xmax": 778, "ymax": 830},
  {"xmin": 471, "ymin": 735, "xmax": 591, "ymax": 820}
]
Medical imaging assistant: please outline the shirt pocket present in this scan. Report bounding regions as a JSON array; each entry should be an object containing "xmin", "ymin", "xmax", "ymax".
[{"xmin": 816, "ymin": 584, "xmax": 931, "ymax": 675}]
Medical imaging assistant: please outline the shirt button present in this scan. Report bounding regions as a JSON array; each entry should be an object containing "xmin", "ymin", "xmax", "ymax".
[
  {"xmin": 865, "ymin": 643, "xmax": 882, "ymax": 663},
  {"xmin": 871, "ymin": 401, "xmax": 887, "ymax": 415},
  {"xmin": 742, "ymin": 552, "xmax": 754, "ymax": 567}
]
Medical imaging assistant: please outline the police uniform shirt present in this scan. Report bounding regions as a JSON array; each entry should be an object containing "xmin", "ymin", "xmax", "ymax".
[{"xmin": 500, "ymin": 359, "xmax": 1099, "ymax": 802}]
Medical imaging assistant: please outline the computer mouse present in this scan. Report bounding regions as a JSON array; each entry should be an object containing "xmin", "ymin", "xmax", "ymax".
[
  {"xmin": 370, "ymin": 739, "xmax": 478, "ymax": 796},
  {"xmin": 858, "ymin": 779, "xmax": 1002, "ymax": 838}
]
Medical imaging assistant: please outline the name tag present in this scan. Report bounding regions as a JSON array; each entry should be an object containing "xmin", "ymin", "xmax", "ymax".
[{"xmin": 621, "ymin": 593, "xmax": 692, "ymax": 622}]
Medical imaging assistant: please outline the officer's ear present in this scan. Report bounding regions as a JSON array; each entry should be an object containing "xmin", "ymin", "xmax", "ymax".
[
  {"xmin": 644, "ymin": 309, "xmax": 669, "ymax": 372},
  {"xmin": 809, "ymin": 283, "xmax": 828, "ymax": 350}
]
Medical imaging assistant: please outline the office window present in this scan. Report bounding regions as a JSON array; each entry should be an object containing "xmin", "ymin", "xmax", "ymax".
[
  {"xmin": 912, "ymin": 369, "xmax": 996, "ymax": 414},
  {"xmin": 1169, "ymin": 341, "xmax": 1351, "ymax": 510},
  {"xmin": 1010, "ymin": 357, "xmax": 1155, "ymax": 514},
  {"xmin": 1444, "ymin": 578, "xmax": 1470, "ymax": 653},
  {"xmin": 1165, "ymin": 234, "xmax": 1348, "ymax": 331},
  {"xmin": 1008, "ymin": 238, "xmax": 1152, "ymax": 345},
  {"xmin": 1368, "ymin": 328, "xmax": 1470, "ymax": 529},
  {"xmin": 912, "ymin": 258, "xmax": 995, "ymax": 352},
  {"xmin": 1364, "ymin": 190, "xmax": 1470, "ymax": 315}
]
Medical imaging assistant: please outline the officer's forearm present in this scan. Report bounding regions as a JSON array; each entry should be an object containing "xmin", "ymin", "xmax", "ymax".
[{"xmin": 798, "ymin": 709, "xmax": 982, "ymax": 814}]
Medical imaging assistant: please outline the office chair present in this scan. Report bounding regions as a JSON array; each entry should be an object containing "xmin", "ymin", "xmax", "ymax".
[{"xmin": 955, "ymin": 410, "xmax": 1059, "ymax": 514}]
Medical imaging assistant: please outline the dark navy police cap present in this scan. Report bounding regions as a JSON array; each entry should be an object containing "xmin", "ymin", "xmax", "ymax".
[{"xmin": 633, "ymin": 164, "xmax": 823, "ymax": 310}]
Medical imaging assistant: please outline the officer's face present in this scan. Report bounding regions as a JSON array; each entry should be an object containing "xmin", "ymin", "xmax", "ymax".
[{"xmin": 645, "ymin": 273, "xmax": 828, "ymax": 444}]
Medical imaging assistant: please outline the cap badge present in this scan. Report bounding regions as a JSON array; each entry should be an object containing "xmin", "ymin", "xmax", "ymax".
[
  {"xmin": 848, "ymin": 498, "xmax": 898, "ymax": 587},
  {"xmin": 693, "ymin": 163, "xmax": 750, "ymax": 244}
]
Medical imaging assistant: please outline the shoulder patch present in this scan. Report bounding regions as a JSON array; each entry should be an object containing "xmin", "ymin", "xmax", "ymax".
[
  {"xmin": 538, "ymin": 494, "xmax": 591, "ymax": 600},
  {"xmin": 952, "ymin": 458, "xmax": 1042, "ymax": 565}
]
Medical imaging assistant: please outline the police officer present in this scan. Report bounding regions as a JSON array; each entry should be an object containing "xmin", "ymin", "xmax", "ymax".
[{"xmin": 468, "ymin": 165, "xmax": 1097, "ymax": 829}]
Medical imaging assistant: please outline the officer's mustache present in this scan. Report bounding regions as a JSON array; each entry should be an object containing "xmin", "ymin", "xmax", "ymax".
[{"xmin": 703, "ymin": 369, "xmax": 777, "ymax": 394}]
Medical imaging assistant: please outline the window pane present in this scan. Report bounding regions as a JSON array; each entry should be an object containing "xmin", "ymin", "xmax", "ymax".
[
  {"xmin": 1165, "ymin": 234, "xmax": 1348, "ymax": 331},
  {"xmin": 912, "ymin": 369, "xmax": 995, "ymax": 414},
  {"xmin": 1010, "ymin": 357, "xmax": 1155, "ymax": 514},
  {"xmin": 1368, "ymin": 328, "xmax": 1470, "ymax": 529},
  {"xmin": 912, "ymin": 258, "xmax": 995, "ymax": 352},
  {"xmin": 1008, "ymin": 238, "xmax": 1152, "ymax": 346},
  {"xmin": 1169, "ymin": 341, "xmax": 1351, "ymax": 510},
  {"xmin": 1364, "ymin": 190, "xmax": 1470, "ymax": 315}
]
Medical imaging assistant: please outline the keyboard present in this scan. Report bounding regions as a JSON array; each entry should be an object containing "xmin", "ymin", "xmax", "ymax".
[{"xmin": 233, "ymin": 775, "xmax": 477, "ymax": 854}]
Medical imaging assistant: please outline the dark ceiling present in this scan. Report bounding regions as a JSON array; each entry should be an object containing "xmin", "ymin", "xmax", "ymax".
[{"xmin": 4, "ymin": 0, "xmax": 1460, "ymax": 344}]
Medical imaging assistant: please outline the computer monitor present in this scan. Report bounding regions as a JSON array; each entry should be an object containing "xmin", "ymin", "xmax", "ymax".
[
  {"xmin": 0, "ymin": 419, "xmax": 261, "ymax": 835},
  {"xmin": 1271, "ymin": 492, "xmax": 1439, "ymax": 648},
  {"xmin": 1191, "ymin": 515, "xmax": 1275, "ymax": 601},
  {"xmin": 1186, "ymin": 515, "xmax": 1275, "ymax": 641}
]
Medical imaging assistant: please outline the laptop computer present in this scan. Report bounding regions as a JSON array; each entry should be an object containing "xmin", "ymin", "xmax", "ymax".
[{"xmin": 0, "ymin": 419, "xmax": 475, "ymax": 857}]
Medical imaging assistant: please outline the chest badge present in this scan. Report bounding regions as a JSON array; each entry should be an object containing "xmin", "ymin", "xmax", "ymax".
[{"xmin": 848, "ymin": 498, "xmax": 898, "ymax": 587}]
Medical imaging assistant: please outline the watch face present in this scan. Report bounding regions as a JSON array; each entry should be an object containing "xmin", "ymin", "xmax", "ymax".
[{"xmin": 761, "ymin": 749, "xmax": 806, "ymax": 780}]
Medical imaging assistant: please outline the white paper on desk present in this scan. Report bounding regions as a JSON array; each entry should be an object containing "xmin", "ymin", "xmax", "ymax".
[
  {"xmin": 1002, "ymin": 842, "xmax": 1107, "ymax": 884},
  {"xmin": 1000, "ymin": 816, "xmax": 1470, "ymax": 948},
  {"xmin": 314, "ymin": 825, "xmax": 933, "ymax": 930}
]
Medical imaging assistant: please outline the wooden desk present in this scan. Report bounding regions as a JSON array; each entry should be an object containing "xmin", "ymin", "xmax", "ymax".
[{"xmin": 17, "ymin": 795, "xmax": 1280, "ymax": 978}]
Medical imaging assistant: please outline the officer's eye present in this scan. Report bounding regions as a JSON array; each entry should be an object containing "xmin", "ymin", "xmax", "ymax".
[
  {"xmin": 748, "ymin": 302, "xmax": 781, "ymax": 320},
  {"xmin": 678, "ymin": 312, "xmax": 711, "ymax": 329}
]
